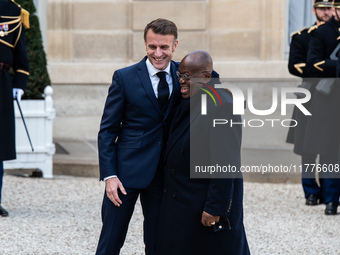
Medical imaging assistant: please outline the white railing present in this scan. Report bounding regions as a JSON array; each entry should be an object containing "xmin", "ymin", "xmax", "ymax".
[{"xmin": 4, "ymin": 86, "xmax": 56, "ymax": 178}]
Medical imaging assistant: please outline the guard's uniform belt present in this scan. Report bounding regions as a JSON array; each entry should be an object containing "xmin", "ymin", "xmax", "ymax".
[{"xmin": 0, "ymin": 62, "xmax": 11, "ymax": 72}]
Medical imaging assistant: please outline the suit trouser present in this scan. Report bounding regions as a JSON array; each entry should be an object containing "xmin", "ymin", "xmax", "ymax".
[
  {"xmin": 301, "ymin": 153, "xmax": 324, "ymax": 199},
  {"xmin": 96, "ymin": 170, "xmax": 163, "ymax": 255},
  {"xmin": 321, "ymin": 155, "xmax": 340, "ymax": 204},
  {"xmin": 0, "ymin": 161, "xmax": 3, "ymax": 203}
]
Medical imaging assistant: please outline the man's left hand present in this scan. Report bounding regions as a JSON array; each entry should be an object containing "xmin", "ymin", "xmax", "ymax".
[
  {"xmin": 13, "ymin": 88, "xmax": 24, "ymax": 102},
  {"xmin": 201, "ymin": 211, "xmax": 220, "ymax": 227}
]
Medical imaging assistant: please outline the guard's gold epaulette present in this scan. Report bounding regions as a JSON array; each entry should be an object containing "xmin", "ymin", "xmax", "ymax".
[
  {"xmin": 9, "ymin": 0, "xmax": 30, "ymax": 29},
  {"xmin": 290, "ymin": 27, "xmax": 307, "ymax": 37},
  {"xmin": 308, "ymin": 22, "xmax": 325, "ymax": 34}
]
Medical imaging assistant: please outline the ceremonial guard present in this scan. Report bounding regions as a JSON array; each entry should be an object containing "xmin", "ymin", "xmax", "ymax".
[
  {"xmin": 306, "ymin": 0, "xmax": 340, "ymax": 215},
  {"xmin": 287, "ymin": 0, "xmax": 333, "ymax": 207},
  {"xmin": 0, "ymin": 0, "xmax": 29, "ymax": 217}
]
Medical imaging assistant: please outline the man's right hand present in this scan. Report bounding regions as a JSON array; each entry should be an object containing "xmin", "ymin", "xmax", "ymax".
[{"xmin": 105, "ymin": 177, "xmax": 127, "ymax": 206}]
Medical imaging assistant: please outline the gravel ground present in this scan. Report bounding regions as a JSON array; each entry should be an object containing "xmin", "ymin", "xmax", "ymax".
[{"xmin": 0, "ymin": 175, "xmax": 339, "ymax": 255}]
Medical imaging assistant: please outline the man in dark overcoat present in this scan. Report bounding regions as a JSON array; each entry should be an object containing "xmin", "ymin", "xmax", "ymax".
[
  {"xmin": 156, "ymin": 51, "xmax": 250, "ymax": 255},
  {"xmin": 0, "ymin": 0, "xmax": 29, "ymax": 217}
]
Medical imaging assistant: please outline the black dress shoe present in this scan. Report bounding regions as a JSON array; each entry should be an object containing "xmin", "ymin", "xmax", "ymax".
[
  {"xmin": 306, "ymin": 194, "xmax": 318, "ymax": 206},
  {"xmin": 0, "ymin": 205, "xmax": 9, "ymax": 217},
  {"xmin": 325, "ymin": 202, "xmax": 338, "ymax": 215}
]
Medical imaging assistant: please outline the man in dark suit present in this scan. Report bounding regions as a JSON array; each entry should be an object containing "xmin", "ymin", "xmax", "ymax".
[
  {"xmin": 0, "ymin": 0, "xmax": 29, "ymax": 217},
  {"xmin": 156, "ymin": 51, "xmax": 250, "ymax": 255},
  {"xmin": 95, "ymin": 19, "xmax": 181, "ymax": 254},
  {"xmin": 306, "ymin": 0, "xmax": 340, "ymax": 215},
  {"xmin": 287, "ymin": 0, "xmax": 333, "ymax": 206}
]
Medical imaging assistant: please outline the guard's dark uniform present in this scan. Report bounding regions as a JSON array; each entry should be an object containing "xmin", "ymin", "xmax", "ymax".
[
  {"xmin": 288, "ymin": 27, "xmax": 310, "ymax": 78},
  {"xmin": 286, "ymin": 25, "xmax": 323, "ymax": 203},
  {"xmin": 0, "ymin": 0, "xmax": 29, "ymax": 214},
  {"xmin": 0, "ymin": 0, "xmax": 29, "ymax": 161},
  {"xmin": 306, "ymin": 13, "xmax": 340, "ymax": 214},
  {"xmin": 336, "ymin": 13, "xmax": 340, "ymax": 168},
  {"xmin": 287, "ymin": 27, "xmax": 312, "ymax": 153},
  {"xmin": 305, "ymin": 17, "xmax": 340, "ymax": 156}
]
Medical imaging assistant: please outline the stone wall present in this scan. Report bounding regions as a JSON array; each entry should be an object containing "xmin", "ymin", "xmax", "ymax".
[
  {"xmin": 47, "ymin": 0, "xmax": 290, "ymax": 82},
  {"xmin": 45, "ymin": 0, "xmax": 293, "ymax": 142}
]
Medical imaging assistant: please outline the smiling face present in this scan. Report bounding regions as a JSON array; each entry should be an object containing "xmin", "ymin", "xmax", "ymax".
[
  {"xmin": 144, "ymin": 29, "xmax": 178, "ymax": 71},
  {"xmin": 178, "ymin": 54, "xmax": 212, "ymax": 99}
]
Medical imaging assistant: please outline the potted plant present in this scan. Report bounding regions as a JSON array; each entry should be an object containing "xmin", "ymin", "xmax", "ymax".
[{"xmin": 4, "ymin": 0, "xmax": 55, "ymax": 178}]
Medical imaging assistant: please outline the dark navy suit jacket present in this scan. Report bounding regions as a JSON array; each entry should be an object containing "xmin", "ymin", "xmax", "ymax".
[{"xmin": 98, "ymin": 57, "xmax": 181, "ymax": 188}]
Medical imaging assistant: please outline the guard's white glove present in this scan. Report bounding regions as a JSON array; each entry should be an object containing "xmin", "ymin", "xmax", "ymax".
[{"xmin": 13, "ymin": 88, "xmax": 24, "ymax": 102}]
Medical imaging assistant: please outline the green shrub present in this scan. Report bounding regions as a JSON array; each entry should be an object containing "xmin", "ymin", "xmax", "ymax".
[{"xmin": 16, "ymin": 0, "xmax": 50, "ymax": 99}]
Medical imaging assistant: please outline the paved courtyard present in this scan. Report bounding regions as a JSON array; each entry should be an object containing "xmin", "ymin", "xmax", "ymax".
[{"xmin": 0, "ymin": 175, "xmax": 339, "ymax": 254}]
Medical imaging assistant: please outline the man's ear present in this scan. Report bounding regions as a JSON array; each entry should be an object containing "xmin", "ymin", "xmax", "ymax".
[
  {"xmin": 172, "ymin": 39, "xmax": 179, "ymax": 52},
  {"xmin": 332, "ymin": 7, "xmax": 337, "ymax": 17}
]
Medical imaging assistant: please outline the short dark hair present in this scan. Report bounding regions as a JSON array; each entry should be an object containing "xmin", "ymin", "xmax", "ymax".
[{"xmin": 144, "ymin": 18, "xmax": 178, "ymax": 42}]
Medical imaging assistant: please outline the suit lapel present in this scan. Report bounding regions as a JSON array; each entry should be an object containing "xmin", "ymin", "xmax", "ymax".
[
  {"xmin": 137, "ymin": 57, "xmax": 163, "ymax": 116},
  {"xmin": 137, "ymin": 58, "xmax": 180, "ymax": 119}
]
